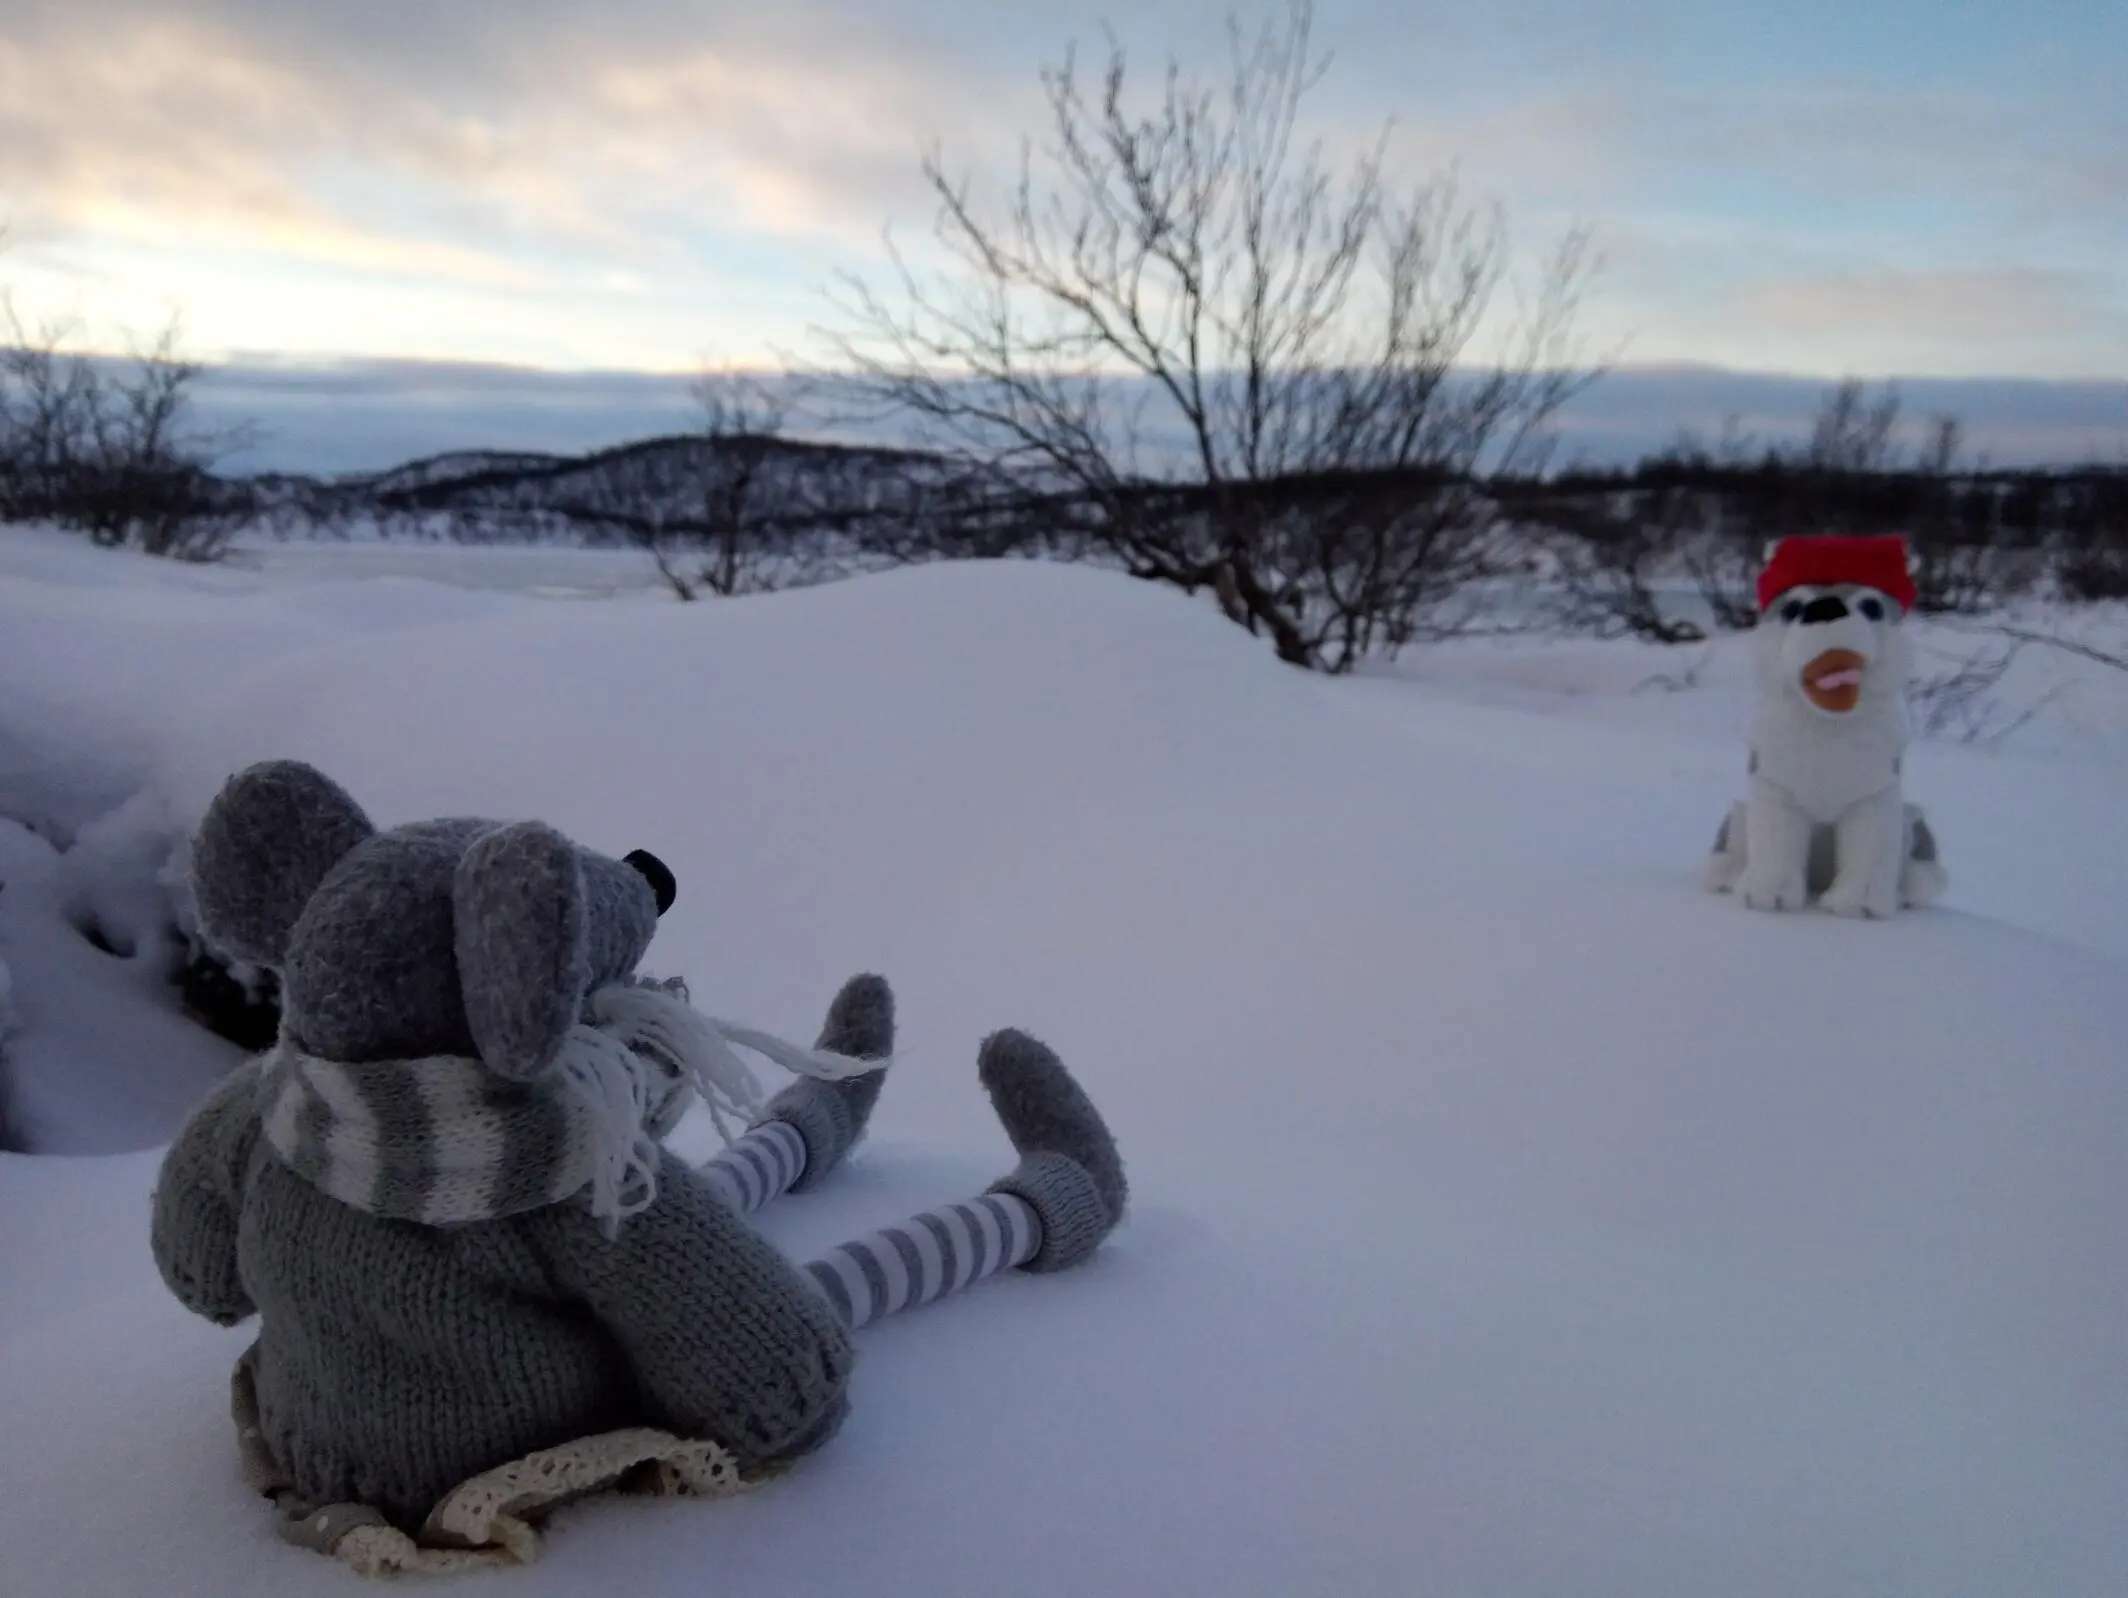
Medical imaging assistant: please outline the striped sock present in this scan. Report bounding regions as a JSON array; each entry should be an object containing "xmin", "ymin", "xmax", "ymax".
[
  {"xmin": 699, "ymin": 1120, "xmax": 808, "ymax": 1215},
  {"xmin": 803, "ymin": 1193, "xmax": 1041, "ymax": 1330}
]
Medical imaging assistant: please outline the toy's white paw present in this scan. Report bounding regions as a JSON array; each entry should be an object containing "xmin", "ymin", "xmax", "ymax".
[
  {"xmin": 1737, "ymin": 871, "xmax": 1807, "ymax": 912},
  {"xmin": 1821, "ymin": 881, "xmax": 1898, "ymax": 919}
]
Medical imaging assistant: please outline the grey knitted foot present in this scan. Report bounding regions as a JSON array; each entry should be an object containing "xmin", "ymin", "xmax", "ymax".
[
  {"xmin": 759, "ymin": 974, "xmax": 894, "ymax": 1192},
  {"xmin": 978, "ymin": 1028, "xmax": 1127, "ymax": 1272}
]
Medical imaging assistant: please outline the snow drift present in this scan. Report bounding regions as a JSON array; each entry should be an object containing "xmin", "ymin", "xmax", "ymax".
[{"xmin": 0, "ymin": 528, "xmax": 2123, "ymax": 1597}]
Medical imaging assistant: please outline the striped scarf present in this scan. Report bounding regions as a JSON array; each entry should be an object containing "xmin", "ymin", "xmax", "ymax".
[{"xmin": 257, "ymin": 980, "xmax": 880, "ymax": 1233}]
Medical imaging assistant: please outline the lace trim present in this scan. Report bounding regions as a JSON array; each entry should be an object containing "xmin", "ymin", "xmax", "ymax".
[{"xmin": 232, "ymin": 1353, "xmax": 773, "ymax": 1578}]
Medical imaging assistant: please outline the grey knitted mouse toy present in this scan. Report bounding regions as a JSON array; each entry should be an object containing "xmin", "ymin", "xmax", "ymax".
[{"xmin": 151, "ymin": 760, "xmax": 1126, "ymax": 1547}]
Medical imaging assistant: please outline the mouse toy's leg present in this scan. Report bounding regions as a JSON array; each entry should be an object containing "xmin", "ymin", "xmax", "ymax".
[
  {"xmin": 802, "ymin": 1028, "xmax": 1126, "ymax": 1331},
  {"xmin": 699, "ymin": 1120, "xmax": 811, "ymax": 1216},
  {"xmin": 701, "ymin": 974, "xmax": 893, "ymax": 1215},
  {"xmin": 802, "ymin": 1191, "xmax": 1043, "ymax": 1330}
]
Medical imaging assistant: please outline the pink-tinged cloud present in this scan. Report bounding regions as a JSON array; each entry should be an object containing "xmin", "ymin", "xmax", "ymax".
[
  {"xmin": 0, "ymin": 7, "xmax": 1027, "ymax": 260},
  {"xmin": 0, "ymin": 0, "xmax": 2121, "ymax": 376},
  {"xmin": 1743, "ymin": 268, "xmax": 2123, "ymax": 356}
]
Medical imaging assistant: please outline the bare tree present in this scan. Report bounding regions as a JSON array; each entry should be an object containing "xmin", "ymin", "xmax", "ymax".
[
  {"xmin": 618, "ymin": 371, "xmax": 822, "ymax": 601},
  {"xmin": 537, "ymin": 372, "xmax": 860, "ymax": 599},
  {"xmin": 825, "ymin": 1, "xmax": 1603, "ymax": 671}
]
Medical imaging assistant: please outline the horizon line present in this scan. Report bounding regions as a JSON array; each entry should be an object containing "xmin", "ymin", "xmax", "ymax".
[{"xmin": 179, "ymin": 351, "xmax": 2126, "ymax": 391}]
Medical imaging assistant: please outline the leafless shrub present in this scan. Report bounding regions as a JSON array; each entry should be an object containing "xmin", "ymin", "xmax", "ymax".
[
  {"xmin": 1806, "ymin": 378, "xmax": 1902, "ymax": 474},
  {"xmin": 1634, "ymin": 640, "xmax": 1716, "ymax": 694},
  {"xmin": 1676, "ymin": 528, "xmax": 1762, "ymax": 632},
  {"xmin": 600, "ymin": 369, "xmax": 803, "ymax": 601},
  {"xmin": 678, "ymin": 371, "xmax": 790, "ymax": 596},
  {"xmin": 0, "ymin": 290, "xmax": 256, "ymax": 560},
  {"xmin": 1515, "ymin": 487, "xmax": 1706, "ymax": 643},
  {"xmin": 1638, "ymin": 420, "xmax": 1770, "ymax": 632},
  {"xmin": 2057, "ymin": 544, "xmax": 2128, "ymax": 602}
]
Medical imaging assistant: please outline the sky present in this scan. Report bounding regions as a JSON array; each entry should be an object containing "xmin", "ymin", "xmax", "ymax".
[
  {"xmin": 171, "ymin": 361, "xmax": 2122, "ymax": 476},
  {"xmin": 0, "ymin": 0, "xmax": 2124, "ymax": 420}
]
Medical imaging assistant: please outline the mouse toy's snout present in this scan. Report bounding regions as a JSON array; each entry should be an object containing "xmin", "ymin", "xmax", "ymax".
[{"xmin": 623, "ymin": 850, "xmax": 677, "ymax": 915}]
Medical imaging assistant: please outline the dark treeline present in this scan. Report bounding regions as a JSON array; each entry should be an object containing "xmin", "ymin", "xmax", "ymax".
[{"xmin": 281, "ymin": 420, "xmax": 2128, "ymax": 626}]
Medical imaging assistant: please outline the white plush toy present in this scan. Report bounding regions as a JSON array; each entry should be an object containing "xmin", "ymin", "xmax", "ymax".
[{"xmin": 1704, "ymin": 533, "xmax": 1947, "ymax": 917}]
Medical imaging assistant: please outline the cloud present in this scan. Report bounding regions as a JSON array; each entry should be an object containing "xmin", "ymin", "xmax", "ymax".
[
  {"xmin": 1667, "ymin": 76, "xmax": 2128, "ymax": 239},
  {"xmin": 0, "ymin": 0, "xmax": 2122, "ymax": 377},
  {"xmin": 1745, "ymin": 268, "xmax": 2105, "ymax": 343},
  {"xmin": 1722, "ymin": 267, "xmax": 2128, "ymax": 378},
  {"xmin": 0, "ymin": 2, "xmax": 1046, "ymax": 261}
]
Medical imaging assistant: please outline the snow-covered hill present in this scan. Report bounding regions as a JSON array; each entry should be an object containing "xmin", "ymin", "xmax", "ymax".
[{"xmin": 1, "ymin": 526, "xmax": 2123, "ymax": 1597}]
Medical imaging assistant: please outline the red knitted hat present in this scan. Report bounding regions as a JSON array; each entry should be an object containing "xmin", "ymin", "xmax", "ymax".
[{"xmin": 1757, "ymin": 535, "xmax": 1917, "ymax": 612}]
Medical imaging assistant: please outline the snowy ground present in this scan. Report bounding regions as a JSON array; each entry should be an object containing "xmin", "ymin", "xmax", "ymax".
[{"xmin": 1, "ymin": 524, "xmax": 2124, "ymax": 1597}]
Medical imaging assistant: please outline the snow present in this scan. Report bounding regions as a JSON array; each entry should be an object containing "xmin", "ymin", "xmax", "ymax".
[
  {"xmin": 1, "ymin": 522, "xmax": 2124, "ymax": 1596},
  {"xmin": 0, "ymin": 798, "xmax": 241, "ymax": 1152}
]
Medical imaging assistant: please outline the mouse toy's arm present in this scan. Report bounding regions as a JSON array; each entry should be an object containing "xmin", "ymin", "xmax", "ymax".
[
  {"xmin": 151, "ymin": 1065, "xmax": 266, "ymax": 1326},
  {"xmin": 524, "ymin": 1150, "xmax": 857, "ymax": 1474}
]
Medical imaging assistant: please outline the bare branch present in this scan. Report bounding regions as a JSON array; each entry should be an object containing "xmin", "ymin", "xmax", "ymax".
[{"xmin": 1980, "ymin": 621, "xmax": 2128, "ymax": 674}]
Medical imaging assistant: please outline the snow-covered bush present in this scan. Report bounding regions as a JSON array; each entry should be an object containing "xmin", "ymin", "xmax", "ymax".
[
  {"xmin": 0, "ymin": 785, "xmax": 256, "ymax": 1153},
  {"xmin": 157, "ymin": 827, "xmax": 281, "ymax": 1049},
  {"xmin": 59, "ymin": 794, "xmax": 283, "ymax": 1051},
  {"xmin": 2060, "ymin": 544, "xmax": 2128, "ymax": 602}
]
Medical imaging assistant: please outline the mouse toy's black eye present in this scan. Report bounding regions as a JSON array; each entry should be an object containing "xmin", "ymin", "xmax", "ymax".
[
  {"xmin": 1858, "ymin": 596, "xmax": 1885, "ymax": 620},
  {"xmin": 623, "ymin": 850, "xmax": 677, "ymax": 915},
  {"xmin": 1780, "ymin": 598, "xmax": 1805, "ymax": 622}
]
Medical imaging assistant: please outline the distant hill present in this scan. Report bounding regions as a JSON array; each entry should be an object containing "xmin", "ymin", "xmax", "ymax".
[{"xmin": 247, "ymin": 430, "xmax": 1042, "ymax": 559}]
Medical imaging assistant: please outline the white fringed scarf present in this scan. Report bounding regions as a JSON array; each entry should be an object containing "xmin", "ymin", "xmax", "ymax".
[{"xmin": 257, "ymin": 979, "xmax": 880, "ymax": 1233}]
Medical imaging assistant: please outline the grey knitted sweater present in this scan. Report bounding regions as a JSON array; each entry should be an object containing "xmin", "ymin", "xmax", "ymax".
[{"xmin": 152, "ymin": 1064, "xmax": 854, "ymax": 1530}]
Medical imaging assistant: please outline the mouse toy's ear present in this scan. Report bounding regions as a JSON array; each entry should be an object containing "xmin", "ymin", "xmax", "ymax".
[
  {"xmin": 454, "ymin": 821, "xmax": 591, "ymax": 1083},
  {"xmin": 191, "ymin": 761, "xmax": 375, "ymax": 967}
]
